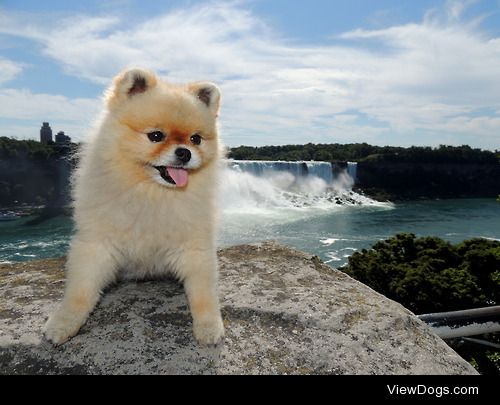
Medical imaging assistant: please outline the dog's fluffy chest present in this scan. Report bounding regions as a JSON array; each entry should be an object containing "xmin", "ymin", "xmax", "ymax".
[{"xmin": 77, "ymin": 183, "xmax": 215, "ymax": 275}]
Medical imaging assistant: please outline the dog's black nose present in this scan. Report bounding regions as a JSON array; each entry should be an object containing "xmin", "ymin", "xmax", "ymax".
[{"xmin": 175, "ymin": 148, "xmax": 191, "ymax": 164}]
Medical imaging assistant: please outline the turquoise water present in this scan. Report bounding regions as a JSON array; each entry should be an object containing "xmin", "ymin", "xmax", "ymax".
[
  {"xmin": 220, "ymin": 198, "xmax": 500, "ymax": 267},
  {"xmin": 2, "ymin": 199, "xmax": 499, "ymax": 268},
  {"xmin": 0, "ymin": 216, "xmax": 74, "ymax": 263}
]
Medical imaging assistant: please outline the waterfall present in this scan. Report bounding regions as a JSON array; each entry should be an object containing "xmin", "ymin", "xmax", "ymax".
[
  {"xmin": 228, "ymin": 160, "xmax": 336, "ymax": 185},
  {"xmin": 222, "ymin": 160, "xmax": 371, "ymax": 212},
  {"xmin": 227, "ymin": 160, "xmax": 358, "ymax": 185},
  {"xmin": 305, "ymin": 162, "xmax": 334, "ymax": 184},
  {"xmin": 347, "ymin": 162, "xmax": 358, "ymax": 183},
  {"xmin": 228, "ymin": 161, "xmax": 308, "ymax": 179}
]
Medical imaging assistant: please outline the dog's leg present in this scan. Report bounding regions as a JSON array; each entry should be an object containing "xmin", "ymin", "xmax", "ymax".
[
  {"xmin": 181, "ymin": 250, "xmax": 224, "ymax": 345},
  {"xmin": 43, "ymin": 240, "xmax": 117, "ymax": 345}
]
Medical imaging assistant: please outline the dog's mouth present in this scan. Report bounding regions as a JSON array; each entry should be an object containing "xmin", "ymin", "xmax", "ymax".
[{"xmin": 154, "ymin": 166, "xmax": 189, "ymax": 187}]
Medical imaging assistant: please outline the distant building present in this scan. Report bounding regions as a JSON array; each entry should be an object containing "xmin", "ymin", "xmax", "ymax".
[
  {"xmin": 55, "ymin": 131, "xmax": 71, "ymax": 145},
  {"xmin": 40, "ymin": 122, "xmax": 53, "ymax": 144}
]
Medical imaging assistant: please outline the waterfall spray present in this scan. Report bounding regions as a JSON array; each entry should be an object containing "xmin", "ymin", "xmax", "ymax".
[{"xmin": 221, "ymin": 160, "xmax": 379, "ymax": 213}]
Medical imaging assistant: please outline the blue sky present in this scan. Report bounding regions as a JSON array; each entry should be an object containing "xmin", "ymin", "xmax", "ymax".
[{"xmin": 0, "ymin": 0, "xmax": 499, "ymax": 150}]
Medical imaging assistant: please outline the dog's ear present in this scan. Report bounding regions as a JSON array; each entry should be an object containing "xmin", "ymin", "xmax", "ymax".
[
  {"xmin": 188, "ymin": 82, "xmax": 221, "ymax": 117},
  {"xmin": 106, "ymin": 68, "xmax": 158, "ymax": 108}
]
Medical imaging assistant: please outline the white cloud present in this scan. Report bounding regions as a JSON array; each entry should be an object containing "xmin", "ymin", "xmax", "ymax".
[
  {"xmin": 446, "ymin": 0, "xmax": 477, "ymax": 20},
  {"xmin": 0, "ymin": 88, "xmax": 100, "ymax": 139},
  {"xmin": 420, "ymin": 0, "xmax": 478, "ymax": 23},
  {"xmin": 0, "ymin": 88, "xmax": 98, "ymax": 120},
  {"xmin": 0, "ymin": 1, "xmax": 499, "ymax": 148},
  {"xmin": 0, "ymin": 59, "xmax": 23, "ymax": 85}
]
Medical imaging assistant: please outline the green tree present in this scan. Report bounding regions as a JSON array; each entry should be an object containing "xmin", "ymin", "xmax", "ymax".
[
  {"xmin": 343, "ymin": 233, "xmax": 499, "ymax": 313},
  {"xmin": 342, "ymin": 233, "xmax": 500, "ymax": 374},
  {"xmin": 228, "ymin": 143, "xmax": 498, "ymax": 164}
]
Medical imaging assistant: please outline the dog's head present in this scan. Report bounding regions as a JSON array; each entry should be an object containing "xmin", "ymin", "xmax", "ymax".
[{"xmin": 103, "ymin": 68, "xmax": 221, "ymax": 189}]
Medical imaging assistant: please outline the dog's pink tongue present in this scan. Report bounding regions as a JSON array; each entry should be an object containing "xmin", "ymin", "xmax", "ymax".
[{"xmin": 166, "ymin": 167, "xmax": 188, "ymax": 187}]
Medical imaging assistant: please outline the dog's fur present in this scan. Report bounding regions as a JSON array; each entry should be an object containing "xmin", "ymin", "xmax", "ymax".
[{"xmin": 43, "ymin": 68, "xmax": 224, "ymax": 345}]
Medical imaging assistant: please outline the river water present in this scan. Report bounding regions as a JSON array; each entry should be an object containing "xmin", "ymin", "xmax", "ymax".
[{"xmin": 1, "ymin": 161, "xmax": 499, "ymax": 267}]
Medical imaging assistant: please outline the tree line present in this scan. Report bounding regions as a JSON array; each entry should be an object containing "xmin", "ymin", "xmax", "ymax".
[
  {"xmin": 228, "ymin": 143, "xmax": 500, "ymax": 164},
  {"xmin": 2, "ymin": 137, "xmax": 498, "ymax": 164},
  {"xmin": 0, "ymin": 136, "xmax": 58, "ymax": 160}
]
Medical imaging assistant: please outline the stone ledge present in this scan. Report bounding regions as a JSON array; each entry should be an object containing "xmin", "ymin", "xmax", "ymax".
[{"xmin": 0, "ymin": 241, "xmax": 477, "ymax": 375}]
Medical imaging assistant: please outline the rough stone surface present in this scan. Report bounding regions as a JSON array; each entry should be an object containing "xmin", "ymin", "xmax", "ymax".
[{"xmin": 0, "ymin": 241, "xmax": 477, "ymax": 375}]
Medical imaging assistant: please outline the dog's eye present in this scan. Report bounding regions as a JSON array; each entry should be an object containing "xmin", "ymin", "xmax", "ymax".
[
  {"xmin": 190, "ymin": 134, "xmax": 202, "ymax": 145},
  {"xmin": 147, "ymin": 131, "xmax": 165, "ymax": 143}
]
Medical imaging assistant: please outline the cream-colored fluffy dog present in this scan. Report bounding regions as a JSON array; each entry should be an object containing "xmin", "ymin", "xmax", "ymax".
[{"xmin": 43, "ymin": 68, "xmax": 224, "ymax": 345}]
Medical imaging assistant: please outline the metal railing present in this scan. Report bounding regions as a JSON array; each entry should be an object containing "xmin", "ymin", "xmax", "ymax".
[{"xmin": 418, "ymin": 306, "xmax": 500, "ymax": 345}]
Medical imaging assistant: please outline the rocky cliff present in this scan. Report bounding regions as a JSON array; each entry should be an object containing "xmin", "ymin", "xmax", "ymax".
[
  {"xmin": 0, "ymin": 241, "xmax": 477, "ymax": 375},
  {"xmin": 356, "ymin": 161, "xmax": 500, "ymax": 201}
]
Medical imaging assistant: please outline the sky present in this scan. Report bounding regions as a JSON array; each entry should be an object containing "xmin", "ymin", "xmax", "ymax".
[{"xmin": 0, "ymin": 0, "xmax": 500, "ymax": 150}]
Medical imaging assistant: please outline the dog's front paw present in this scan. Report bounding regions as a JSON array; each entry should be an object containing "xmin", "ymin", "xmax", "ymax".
[
  {"xmin": 43, "ymin": 308, "xmax": 86, "ymax": 345},
  {"xmin": 193, "ymin": 314, "xmax": 225, "ymax": 345}
]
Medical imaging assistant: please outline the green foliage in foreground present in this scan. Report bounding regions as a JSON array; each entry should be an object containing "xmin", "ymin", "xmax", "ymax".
[
  {"xmin": 342, "ymin": 233, "xmax": 500, "ymax": 375},
  {"xmin": 342, "ymin": 233, "xmax": 500, "ymax": 314}
]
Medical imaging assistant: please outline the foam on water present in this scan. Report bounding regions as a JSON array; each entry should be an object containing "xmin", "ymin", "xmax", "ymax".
[
  {"xmin": 218, "ymin": 161, "xmax": 394, "ymax": 258},
  {"xmin": 221, "ymin": 161, "xmax": 391, "ymax": 219}
]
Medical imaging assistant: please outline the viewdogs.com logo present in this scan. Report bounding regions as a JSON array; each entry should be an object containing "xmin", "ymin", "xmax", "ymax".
[{"xmin": 387, "ymin": 385, "xmax": 479, "ymax": 398}]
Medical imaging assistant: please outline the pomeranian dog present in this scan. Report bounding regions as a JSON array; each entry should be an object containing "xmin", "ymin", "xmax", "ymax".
[{"xmin": 43, "ymin": 68, "xmax": 224, "ymax": 345}]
